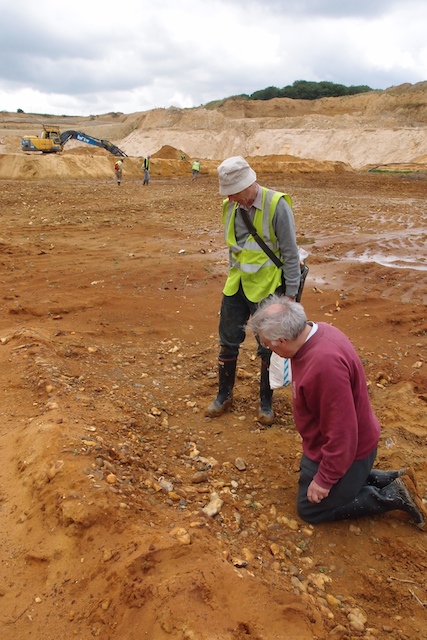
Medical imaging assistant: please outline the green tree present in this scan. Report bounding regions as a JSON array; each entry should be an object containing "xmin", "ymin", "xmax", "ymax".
[
  {"xmin": 250, "ymin": 86, "xmax": 280, "ymax": 101},
  {"xmin": 250, "ymin": 80, "xmax": 374, "ymax": 101}
]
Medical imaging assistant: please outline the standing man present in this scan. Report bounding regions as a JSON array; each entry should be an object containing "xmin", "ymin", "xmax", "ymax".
[
  {"xmin": 142, "ymin": 155, "xmax": 151, "ymax": 185},
  {"xmin": 249, "ymin": 295, "xmax": 427, "ymax": 529},
  {"xmin": 205, "ymin": 156, "xmax": 301, "ymax": 425},
  {"xmin": 191, "ymin": 159, "xmax": 201, "ymax": 180},
  {"xmin": 115, "ymin": 158, "xmax": 123, "ymax": 186}
]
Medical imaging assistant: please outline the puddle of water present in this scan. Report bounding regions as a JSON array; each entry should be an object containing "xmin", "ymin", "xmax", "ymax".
[
  {"xmin": 308, "ymin": 226, "xmax": 427, "ymax": 272},
  {"xmin": 343, "ymin": 249, "xmax": 427, "ymax": 271}
]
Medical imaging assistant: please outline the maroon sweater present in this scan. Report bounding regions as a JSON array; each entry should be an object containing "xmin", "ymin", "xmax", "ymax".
[{"xmin": 291, "ymin": 322, "xmax": 380, "ymax": 490}]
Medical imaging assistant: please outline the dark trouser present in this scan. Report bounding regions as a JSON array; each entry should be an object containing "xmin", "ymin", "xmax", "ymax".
[
  {"xmin": 218, "ymin": 283, "xmax": 272, "ymax": 360},
  {"xmin": 298, "ymin": 450, "xmax": 376, "ymax": 524},
  {"xmin": 210, "ymin": 283, "xmax": 282, "ymax": 423},
  {"xmin": 297, "ymin": 450, "xmax": 414, "ymax": 525}
]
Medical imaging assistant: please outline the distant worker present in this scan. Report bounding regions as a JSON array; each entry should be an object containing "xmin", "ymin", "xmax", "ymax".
[
  {"xmin": 181, "ymin": 153, "xmax": 187, "ymax": 161},
  {"xmin": 191, "ymin": 159, "xmax": 201, "ymax": 180},
  {"xmin": 115, "ymin": 158, "xmax": 123, "ymax": 186},
  {"xmin": 142, "ymin": 155, "xmax": 151, "ymax": 186}
]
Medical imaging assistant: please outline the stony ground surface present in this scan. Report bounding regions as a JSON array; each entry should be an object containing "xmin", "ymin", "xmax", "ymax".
[{"xmin": 0, "ymin": 168, "xmax": 426, "ymax": 640}]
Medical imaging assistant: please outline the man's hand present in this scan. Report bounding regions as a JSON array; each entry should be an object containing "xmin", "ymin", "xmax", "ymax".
[{"xmin": 307, "ymin": 480, "xmax": 330, "ymax": 503}]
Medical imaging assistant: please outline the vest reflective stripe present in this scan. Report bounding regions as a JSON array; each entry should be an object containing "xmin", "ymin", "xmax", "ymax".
[{"xmin": 222, "ymin": 188, "xmax": 292, "ymax": 302}]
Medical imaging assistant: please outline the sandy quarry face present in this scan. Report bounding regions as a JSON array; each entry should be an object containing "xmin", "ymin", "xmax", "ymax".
[
  {"xmin": 0, "ymin": 90, "xmax": 426, "ymax": 640},
  {"xmin": 1, "ymin": 80, "xmax": 427, "ymax": 170}
]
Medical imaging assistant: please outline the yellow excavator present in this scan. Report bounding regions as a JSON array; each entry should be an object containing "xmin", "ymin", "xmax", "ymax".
[{"xmin": 21, "ymin": 126, "xmax": 127, "ymax": 156}]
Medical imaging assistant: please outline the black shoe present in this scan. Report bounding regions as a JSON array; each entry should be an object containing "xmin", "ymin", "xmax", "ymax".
[
  {"xmin": 205, "ymin": 395, "xmax": 233, "ymax": 418},
  {"xmin": 257, "ymin": 402, "xmax": 274, "ymax": 426},
  {"xmin": 205, "ymin": 356, "xmax": 236, "ymax": 418}
]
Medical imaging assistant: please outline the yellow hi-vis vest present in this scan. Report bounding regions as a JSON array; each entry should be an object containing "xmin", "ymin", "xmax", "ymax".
[{"xmin": 222, "ymin": 188, "xmax": 292, "ymax": 303}]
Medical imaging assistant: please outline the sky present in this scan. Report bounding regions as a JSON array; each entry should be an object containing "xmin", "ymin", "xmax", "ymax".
[{"xmin": 1, "ymin": 0, "xmax": 426, "ymax": 117}]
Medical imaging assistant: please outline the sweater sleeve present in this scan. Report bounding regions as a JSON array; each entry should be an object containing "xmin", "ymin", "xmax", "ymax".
[{"xmin": 272, "ymin": 198, "xmax": 301, "ymax": 298}]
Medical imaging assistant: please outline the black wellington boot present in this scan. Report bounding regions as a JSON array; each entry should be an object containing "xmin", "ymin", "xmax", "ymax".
[
  {"xmin": 258, "ymin": 357, "xmax": 274, "ymax": 426},
  {"xmin": 367, "ymin": 467, "xmax": 418, "ymax": 490},
  {"xmin": 324, "ymin": 476, "xmax": 427, "ymax": 530},
  {"xmin": 205, "ymin": 356, "xmax": 237, "ymax": 418}
]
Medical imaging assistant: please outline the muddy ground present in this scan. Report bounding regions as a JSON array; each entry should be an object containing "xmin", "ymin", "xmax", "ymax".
[{"xmin": 0, "ymin": 168, "xmax": 426, "ymax": 640}]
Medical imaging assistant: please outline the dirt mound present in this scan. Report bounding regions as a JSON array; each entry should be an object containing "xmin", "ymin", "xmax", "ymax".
[
  {"xmin": 0, "ymin": 152, "xmax": 151, "ymax": 180},
  {"xmin": 152, "ymin": 144, "xmax": 188, "ymax": 160},
  {"xmin": 247, "ymin": 155, "xmax": 352, "ymax": 174},
  {"xmin": 0, "ymin": 151, "xmax": 349, "ymax": 180},
  {"xmin": 0, "ymin": 152, "xmax": 120, "ymax": 180},
  {"xmin": 63, "ymin": 145, "xmax": 109, "ymax": 156},
  {"xmin": 0, "ymin": 134, "xmax": 22, "ymax": 154}
]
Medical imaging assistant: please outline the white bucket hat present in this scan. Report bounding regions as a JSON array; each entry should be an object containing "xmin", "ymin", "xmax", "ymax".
[{"xmin": 217, "ymin": 156, "xmax": 256, "ymax": 196}]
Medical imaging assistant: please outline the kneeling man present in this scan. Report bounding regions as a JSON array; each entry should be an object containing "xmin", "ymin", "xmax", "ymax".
[{"xmin": 249, "ymin": 295, "xmax": 427, "ymax": 529}]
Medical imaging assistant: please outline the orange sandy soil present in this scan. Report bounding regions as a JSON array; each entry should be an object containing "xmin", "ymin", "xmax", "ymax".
[{"xmin": 0, "ymin": 166, "xmax": 426, "ymax": 640}]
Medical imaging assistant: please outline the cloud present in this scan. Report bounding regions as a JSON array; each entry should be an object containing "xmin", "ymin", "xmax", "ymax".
[
  {"xmin": 226, "ymin": 0, "xmax": 411, "ymax": 19},
  {"xmin": 0, "ymin": 0, "xmax": 426, "ymax": 115}
]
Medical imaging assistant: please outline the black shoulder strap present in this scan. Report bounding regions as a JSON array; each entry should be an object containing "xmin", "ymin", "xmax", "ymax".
[
  {"xmin": 239, "ymin": 207, "xmax": 309, "ymax": 302},
  {"xmin": 239, "ymin": 208, "xmax": 283, "ymax": 268}
]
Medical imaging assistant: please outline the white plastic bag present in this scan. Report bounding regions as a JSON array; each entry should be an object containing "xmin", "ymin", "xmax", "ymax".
[{"xmin": 269, "ymin": 352, "xmax": 292, "ymax": 389}]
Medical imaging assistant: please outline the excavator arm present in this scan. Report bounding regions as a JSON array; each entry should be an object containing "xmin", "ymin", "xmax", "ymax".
[
  {"xmin": 59, "ymin": 131, "xmax": 127, "ymax": 156},
  {"xmin": 21, "ymin": 126, "xmax": 127, "ymax": 156}
]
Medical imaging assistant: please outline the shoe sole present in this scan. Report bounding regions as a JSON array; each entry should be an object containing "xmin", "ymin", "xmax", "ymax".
[
  {"xmin": 397, "ymin": 476, "xmax": 427, "ymax": 531},
  {"xmin": 399, "ymin": 467, "xmax": 419, "ymax": 491}
]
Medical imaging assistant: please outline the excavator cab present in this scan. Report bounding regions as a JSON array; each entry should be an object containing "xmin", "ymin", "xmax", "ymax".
[
  {"xmin": 43, "ymin": 127, "xmax": 61, "ymax": 144},
  {"xmin": 21, "ymin": 126, "xmax": 62, "ymax": 153}
]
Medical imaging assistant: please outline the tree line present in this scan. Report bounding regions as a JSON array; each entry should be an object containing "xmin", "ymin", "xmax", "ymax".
[{"xmin": 240, "ymin": 80, "xmax": 374, "ymax": 101}]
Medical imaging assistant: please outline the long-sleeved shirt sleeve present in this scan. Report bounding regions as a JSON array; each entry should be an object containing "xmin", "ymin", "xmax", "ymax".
[{"xmin": 272, "ymin": 197, "xmax": 301, "ymax": 298}]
